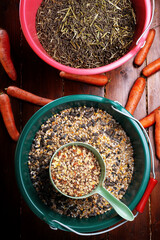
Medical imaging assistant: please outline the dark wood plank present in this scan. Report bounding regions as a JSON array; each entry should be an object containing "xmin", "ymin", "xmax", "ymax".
[
  {"xmin": 147, "ymin": 24, "xmax": 160, "ymax": 240},
  {"xmin": 0, "ymin": 0, "xmax": 21, "ymax": 239},
  {"xmin": 1, "ymin": 0, "xmax": 160, "ymax": 239},
  {"xmin": 105, "ymin": 58, "xmax": 146, "ymax": 116},
  {"xmin": 0, "ymin": 0, "xmax": 20, "ymax": 239},
  {"xmin": 152, "ymin": 0, "xmax": 160, "ymax": 29},
  {"xmin": 63, "ymin": 79, "xmax": 104, "ymax": 97},
  {"xmin": 105, "ymin": 58, "xmax": 150, "ymax": 240},
  {"xmin": 20, "ymin": 36, "xmax": 63, "ymax": 124},
  {"xmin": 19, "ymin": 35, "xmax": 64, "ymax": 240}
]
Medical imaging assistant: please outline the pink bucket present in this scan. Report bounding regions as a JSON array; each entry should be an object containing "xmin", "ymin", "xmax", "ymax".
[{"xmin": 19, "ymin": 0, "xmax": 152, "ymax": 75}]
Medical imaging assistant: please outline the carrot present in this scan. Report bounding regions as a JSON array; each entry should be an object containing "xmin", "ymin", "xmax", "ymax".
[
  {"xmin": 125, "ymin": 77, "xmax": 146, "ymax": 115},
  {"xmin": 142, "ymin": 58, "xmax": 160, "ymax": 77},
  {"xmin": 59, "ymin": 71, "xmax": 108, "ymax": 86},
  {"xmin": 0, "ymin": 92, "xmax": 19, "ymax": 141},
  {"xmin": 139, "ymin": 106, "xmax": 160, "ymax": 128},
  {"xmin": 155, "ymin": 109, "xmax": 160, "ymax": 159},
  {"xmin": 134, "ymin": 29, "xmax": 155, "ymax": 66},
  {"xmin": 0, "ymin": 29, "xmax": 17, "ymax": 81},
  {"xmin": 6, "ymin": 86, "xmax": 53, "ymax": 106}
]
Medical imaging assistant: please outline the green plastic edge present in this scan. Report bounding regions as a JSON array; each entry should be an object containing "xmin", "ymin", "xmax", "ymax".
[
  {"xmin": 49, "ymin": 141, "xmax": 107, "ymax": 199},
  {"xmin": 15, "ymin": 94, "xmax": 151, "ymax": 233}
]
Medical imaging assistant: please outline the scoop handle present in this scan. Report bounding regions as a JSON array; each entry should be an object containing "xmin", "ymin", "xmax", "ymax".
[{"xmin": 97, "ymin": 186, "xmax": 134, "ymax": 221}]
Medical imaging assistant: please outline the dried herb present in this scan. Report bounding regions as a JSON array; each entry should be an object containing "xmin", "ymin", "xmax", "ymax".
[{"xmin": 36, "ymin": 0, "xmax": 136, "ymax": 68}]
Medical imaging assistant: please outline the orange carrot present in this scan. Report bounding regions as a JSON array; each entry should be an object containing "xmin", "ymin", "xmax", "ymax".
[
  {"xmin": 125, "ymin": 77, "xmax": 146, "ymax": 115},
  {"xmin": 139, "ymin": 106, "xmax": 160, "ymax": 128},
  {"xmin": 6, "ymin": 86, "xmax": 53, "ymax": 106},
  {"xmin": 0, "ymin": 29, "xmax": 17, "ymax": 80},
  {"xmin": 0, "ymin": 92, "xmax": 19, "ymax": 141},
  {"xmin": 155, "ymin": 109, "xmax": 160, "ymax": 159},
  {"xmin": 142, "ymin": 58, "xmax": 160, "ymax": 77},
  {"xmin": 59, "ymin": 71, "xmax": 108, "ymax": 86},
  {"xmin": 134, "ymin": 29, "xmax": 155, "ymax": 66}
]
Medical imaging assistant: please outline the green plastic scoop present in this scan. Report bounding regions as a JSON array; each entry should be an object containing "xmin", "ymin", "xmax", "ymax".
[{"xmin": 49, "ymin": 142, "xmax": 134, "ymax": 221}]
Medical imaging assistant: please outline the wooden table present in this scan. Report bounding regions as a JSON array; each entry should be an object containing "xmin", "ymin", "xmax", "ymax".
[{"xmin": 1, "ymin": 1, "xmax": 160, "ymax": 239}]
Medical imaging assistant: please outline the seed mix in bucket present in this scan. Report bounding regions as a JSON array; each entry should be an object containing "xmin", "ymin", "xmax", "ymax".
[
  {"xmin": 36, "ymin": 0, "xmax": 136, "ymax": 68},
  {"xmin": 28, "ymin": 106, "xmax": 134, "ymax": 218}
]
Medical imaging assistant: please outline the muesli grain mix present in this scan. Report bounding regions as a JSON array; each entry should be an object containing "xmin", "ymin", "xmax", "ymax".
[
  {"xmin": 50, "ymin": 145, "xmax": 101, "ymax": 197},
  {"xmin": 28, "ymin": 106, "xmax": 134, "ymax": 218}
]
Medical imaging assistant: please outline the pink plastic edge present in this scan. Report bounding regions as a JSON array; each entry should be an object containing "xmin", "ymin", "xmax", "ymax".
[{"xmin": 19, "ymin": 0, "xmax": 152, "ymax": 75}]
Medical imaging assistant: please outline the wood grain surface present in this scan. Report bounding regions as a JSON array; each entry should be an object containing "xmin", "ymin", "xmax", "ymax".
[{"xmin": 0, "ymin": 0, "xmax": 160, "ymax": 239}]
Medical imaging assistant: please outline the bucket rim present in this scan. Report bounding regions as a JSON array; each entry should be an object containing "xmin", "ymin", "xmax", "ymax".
[
  {"xmin": 19, "ymin": 0, "xmax": 152, "ymax": 75},
  {"xmin": 15, "ymin": 94, "xmax": 151, "ymax": 232}
]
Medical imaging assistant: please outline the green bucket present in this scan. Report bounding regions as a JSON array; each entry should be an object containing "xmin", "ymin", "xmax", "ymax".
[{"xmin": 15, "ymin": 95, "xmax": 151, "ymax": 234}]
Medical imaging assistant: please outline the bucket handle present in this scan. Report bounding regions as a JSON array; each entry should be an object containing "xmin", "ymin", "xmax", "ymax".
[
  {"xmin": 136, "ymin": 0, "xmax": 155, "ymax": 47},
  {"xmin": 49, "ymin": 101, "xmax": 157, "ymax": 236},
  {"xmin": 111, "ymin": 103, "xmax": 157, "ymax": 213},
  {"xmin": 50, "ymin": 213, "xmax": 139, "ymax": 236}
]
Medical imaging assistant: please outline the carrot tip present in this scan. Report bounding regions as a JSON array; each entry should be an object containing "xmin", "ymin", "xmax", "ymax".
[{"xmin": 59, "ymin": 71, "xmax": 64, "ymax": 77}]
